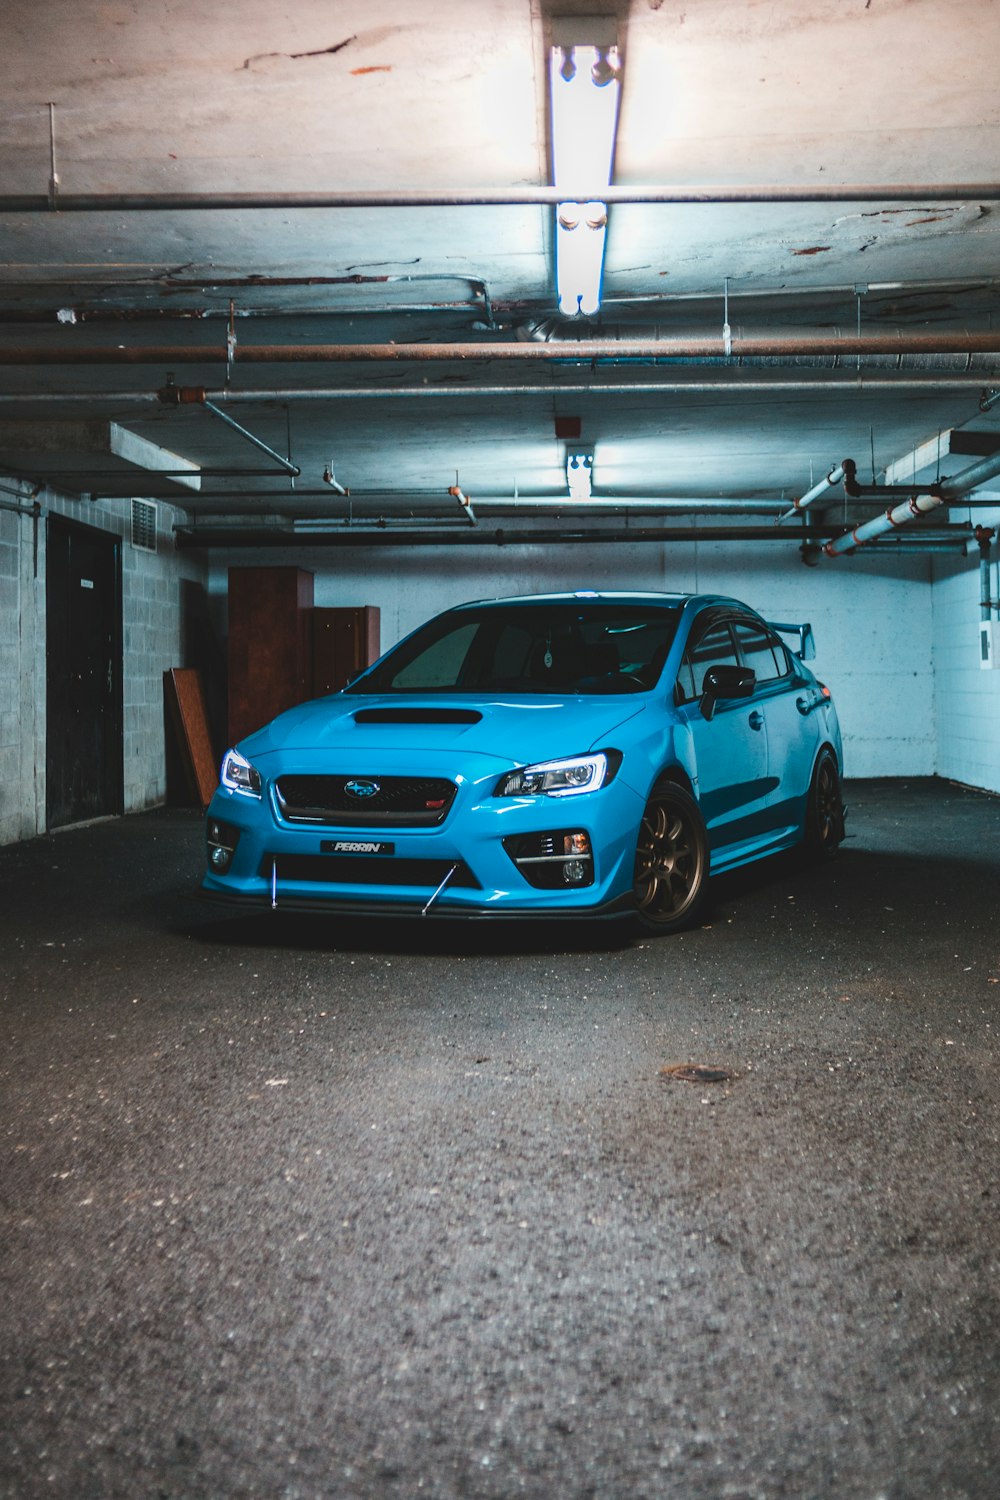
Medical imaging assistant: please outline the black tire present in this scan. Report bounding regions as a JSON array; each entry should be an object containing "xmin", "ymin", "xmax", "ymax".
[
  {"xmin": 632, "ymin": 781, "xmax": 710, "ymax": 934},
  {"xmin": 803, "ymin": 747, "xmax": 844, "ymax": 861}
]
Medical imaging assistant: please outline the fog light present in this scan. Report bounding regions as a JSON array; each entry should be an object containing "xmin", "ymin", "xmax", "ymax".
[
  {"xmin": 502, "ymin": 828, "xmax": 594, "ymax": 889},
  {"xmin": 206, "ymin": 818, "xmax": 240, "ymax": 876}
]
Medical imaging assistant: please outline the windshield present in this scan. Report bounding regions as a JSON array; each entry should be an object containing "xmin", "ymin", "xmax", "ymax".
[{"xmin": 347, "ymin": 601, "xmax": 681, "ymax": 696}]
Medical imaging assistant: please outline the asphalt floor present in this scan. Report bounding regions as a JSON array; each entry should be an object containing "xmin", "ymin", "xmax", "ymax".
[{"xmin": 1, "ymin": 778, "xmax": 998, "ymax": 1500}]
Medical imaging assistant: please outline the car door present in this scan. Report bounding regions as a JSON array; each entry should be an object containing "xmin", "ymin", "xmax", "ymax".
[
  {"xmin": 674, "ymin": 615, "xmax": 771, "ymax": 854},
  {"xmin": 731, "ymin": 617, "xmax": 816, "ymax": 837}
]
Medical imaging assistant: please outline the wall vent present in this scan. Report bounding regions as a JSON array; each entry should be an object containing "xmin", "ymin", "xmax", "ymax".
[{"xmin": 131, "ymin": 498, "xmax": 157, "ymax": 553}]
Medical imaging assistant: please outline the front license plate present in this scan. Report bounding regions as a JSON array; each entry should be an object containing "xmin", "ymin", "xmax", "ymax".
[{"xmin": 321, "ymin": 839, "xmax": 395, "ymax": 856}]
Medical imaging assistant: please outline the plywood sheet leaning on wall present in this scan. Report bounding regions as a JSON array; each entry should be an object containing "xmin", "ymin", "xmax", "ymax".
[{"xmin": 164, "ymin": 668, "xmax": 218, "ymax": 808}]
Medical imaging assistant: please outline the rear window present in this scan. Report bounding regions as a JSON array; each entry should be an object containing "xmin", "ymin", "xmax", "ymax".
[{"xmin": 348, "ymin": 602, "xmax": 681, "ymax": 696}]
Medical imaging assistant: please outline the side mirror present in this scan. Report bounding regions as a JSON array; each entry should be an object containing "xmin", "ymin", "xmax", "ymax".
[{"xmin": 699, "ymin": 664, "xmax": 756, "ymax": 721}]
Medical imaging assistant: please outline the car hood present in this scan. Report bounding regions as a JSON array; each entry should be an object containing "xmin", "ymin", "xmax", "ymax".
[{"xmin": 242, "ymin": 693, "xmax": 647, "ymax": 768}]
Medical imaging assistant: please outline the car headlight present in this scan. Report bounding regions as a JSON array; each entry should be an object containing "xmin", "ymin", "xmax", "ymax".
[
  {"xmin": 495, "ymin": 750, "xmax": 619, "ymax": 798},
  {"xmin": 220, "ymin": 747, "xmax": 262, "ymax": 798}
]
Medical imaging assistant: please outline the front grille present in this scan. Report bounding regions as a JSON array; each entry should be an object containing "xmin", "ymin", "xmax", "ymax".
[
  {"xmin": 275, "ymin": 774, "xmax": 457, "ymax": 826},
  {"xmin": 261, "ymin": 854, "xmax": 480, "ymax": 889}
]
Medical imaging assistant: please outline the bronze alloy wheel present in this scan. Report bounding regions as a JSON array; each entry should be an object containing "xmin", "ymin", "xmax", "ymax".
[
  {"xmin": 804, "ymin": 748, "xmax": 844, "ymax": 860},
  {"xmin": 633, "ymin": 781, "xmax": 709, "ymax": 933}
]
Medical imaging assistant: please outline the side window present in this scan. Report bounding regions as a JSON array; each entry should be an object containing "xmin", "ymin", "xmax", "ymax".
[
  {"xmin": 676, "ymin": 620, "xmax": 739, "ymax": 703},
  {"xmin": 732, "ymin": 619, "xmax": 788, "ymax": 685}
]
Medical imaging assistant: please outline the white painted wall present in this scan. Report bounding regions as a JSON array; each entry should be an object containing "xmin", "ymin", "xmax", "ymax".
[
  {"xmin": 0, "ymin": 475, "xmax": 208, "ymax": 846},
  {"xmin": 209, "ymin": 534, "xmax": 938, "ymax": 781},
  {"xmin": 4, "ymin": 502, "xmax": 991, "ymax": 850},
  {"xmin": 932, "ymin": 507, "xmax": 1000, "ymax": 795}
]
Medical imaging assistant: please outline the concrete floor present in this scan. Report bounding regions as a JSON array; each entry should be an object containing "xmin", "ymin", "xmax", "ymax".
[{"xmin": 1, "ymin": 778, "xmax": 998, "ymax": 1500}]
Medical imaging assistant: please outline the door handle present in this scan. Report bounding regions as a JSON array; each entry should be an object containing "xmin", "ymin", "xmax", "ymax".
[{"xmin": 748, "ymin": 710, "xmax": 764, "ymax": 731}]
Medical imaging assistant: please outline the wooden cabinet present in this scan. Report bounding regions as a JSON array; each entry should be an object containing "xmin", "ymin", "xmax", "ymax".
[
  {"xmin": 227, "ymin": 566, "xmax": 314, "ymax": 743},
  {"xmin": 312, "ymin": 606, "xmax": 381, "ymax": 695}
]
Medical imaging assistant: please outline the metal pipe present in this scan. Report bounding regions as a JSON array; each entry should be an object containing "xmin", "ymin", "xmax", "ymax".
[
  {"xmin": 23, "ymin": 466, "xmax": 295, "ymax": 479},
  {"xmin": 525, "ymin": 319, "xmax": 1000, "ymax": 352},
  {"xmin": 818, "ymin": 543, "xmax": 971, "ymax": 555},
  {"xmin": 975, "ymin": 526, "xmax": 996, "ymax": 619},
  {"xmin": 3, "ymin": 333, "xmax": 1000, "ymax": 366},
  {"xmin": 0, "ymin": 300, "xmax": 489, "ymax": 322},
  {"xmin": 289, "ymin": 522, "xmax": 967, "ymax": 542},
  {"xmin": 99, "ymin": 492, "xmax": 794, "ymax": 513},
  {"xmin": 198, "ymin": 399, "xmax": 298, "ymax": 477},
  {"xmin": 776, "ymin": 463, "xmax": 846, "ymax": 524},
  {"xmin": 2, "ymin": 375, "xmax": 997, "ymax": 407},
  {"xmin": 321, "ymin": 468, "xmax": 348, "ymax": 496},
  {"xmin": 939, "ymin": 449, "xmax": 1000, "ymax": 498},
  {"xmin": 824, "ymin": 493, "xmax": 945, "ymax": 556},
  {"xmin": 173, "ymin": 522, "xmax": 984, "ymax": 551},
  {"xmin": 824, "ymin": 450, "xmax": 1000, "ymax": 556},
  {"xmin": 89, "ymin": 491, "xmax": 1000, "ymax": 513},
  {"xmin": 0, "ymin": 494, "xmax": 41, "ymax": 519},
  {"xmin": 3, "ymin": 183, "xmax": 1000, "ymax": 213},
  {"xmin": 840, "ymin": 481, "xmax": 955, "ymax": 500},
  {"xmin": 444, "ymin": 496, "xmax": 786, "ymax": 515},
  {"xmin": 448, "ymin": 486, "xmax": 477, "ymax": 526},
  {"xmin": 176, "ymin": 528, "xmax": 833, "ymax": 552}
]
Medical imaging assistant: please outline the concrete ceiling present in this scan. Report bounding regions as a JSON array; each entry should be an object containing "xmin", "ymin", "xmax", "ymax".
[{"xmin": 1, "ymin": 0, "xmax": 999, "ymax": 553}]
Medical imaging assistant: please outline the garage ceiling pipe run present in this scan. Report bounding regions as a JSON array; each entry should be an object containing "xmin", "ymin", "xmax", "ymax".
[
  {"xmin": 4, "ymin": 182, "xmax": 1000, "ymax": 213},
  {"xmin": 824, "ymin": 449, "xmax": 1000, "ymax": 556},
  {"xmin": 2, "ymin": 375, "xmax": 997, "ymax": 409},
  {"xmin": 3, "ymin": 335, "xmax": 1000, "ymax": 366},
  {"xmin": 173, "ymin": 521, "xmax": 973, "ymax": 550}
]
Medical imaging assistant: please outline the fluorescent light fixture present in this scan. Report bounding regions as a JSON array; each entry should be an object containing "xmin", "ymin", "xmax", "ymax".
[
  {"xmin": 566, "ymin": 450, "xmax": 594, "ymax": 498},
  {"xmin": 550, "ymin": 41, "xmax": 621, "ymax": 316}
]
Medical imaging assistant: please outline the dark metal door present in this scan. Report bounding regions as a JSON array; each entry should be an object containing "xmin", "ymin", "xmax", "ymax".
[{"xmin": 46, "ymin": 516, "xmax": 123, "ymax": 829}]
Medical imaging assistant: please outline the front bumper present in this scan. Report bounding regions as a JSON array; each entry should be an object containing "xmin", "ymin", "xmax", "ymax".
[{"xmin": 201, "ymin": 771, "xmax": 646, "ymax": 919}]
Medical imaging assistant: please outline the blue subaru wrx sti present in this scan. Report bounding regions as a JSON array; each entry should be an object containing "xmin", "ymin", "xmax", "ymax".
[{"xmin": 202, "ymin": 592, "xmax": 845, "ymax": 933}]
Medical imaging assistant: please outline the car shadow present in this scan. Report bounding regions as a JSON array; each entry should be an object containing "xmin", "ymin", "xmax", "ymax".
[
  {"xmin": 170, "ymin": 845, "xmax": 827, "ymax": 958},
  {"xmin": 168, "ymin": 831, "xmax": 1000, "ymax": 957}
]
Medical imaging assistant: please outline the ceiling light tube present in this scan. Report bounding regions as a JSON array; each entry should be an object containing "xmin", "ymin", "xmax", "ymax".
[
  {"xmin": 566, "ymin": 450, "xmax": 594, "ymax": 498},
  {"xmin": 550, "ymin": 43, "xmax": 621, "ymax": 317}
]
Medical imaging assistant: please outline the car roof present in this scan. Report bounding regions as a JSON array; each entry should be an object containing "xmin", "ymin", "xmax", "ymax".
[{"xmin": 447, "ymin": 591, "xmax": 754, "ymax": 613}]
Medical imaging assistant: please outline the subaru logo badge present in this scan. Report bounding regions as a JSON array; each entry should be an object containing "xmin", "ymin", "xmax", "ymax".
[{"xmin": 345, "ymin": 778, "xmax": 380, "ymax": 799}]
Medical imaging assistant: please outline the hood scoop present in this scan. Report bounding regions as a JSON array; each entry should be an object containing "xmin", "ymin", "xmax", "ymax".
[{"xmin": 352, "ymin": 706, "xmax": 483, "ymax": 726}]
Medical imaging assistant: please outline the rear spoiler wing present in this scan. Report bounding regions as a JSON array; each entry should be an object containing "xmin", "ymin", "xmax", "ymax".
[{"xmin": 768, "ymin": 620, "xmax": 816, "ymax": 661}]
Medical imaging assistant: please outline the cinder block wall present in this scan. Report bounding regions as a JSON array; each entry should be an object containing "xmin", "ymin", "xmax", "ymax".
[
  {"xmin": 119, "ymin": 510, "xmax": 207, "ymax": 814},
  {"xmin": 0, "ymin": 476, "xmax": 208, "ymax": 846},
  {"xmin": 0, "ymin": 480, "xmax": 44, "ymax": 844}
]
